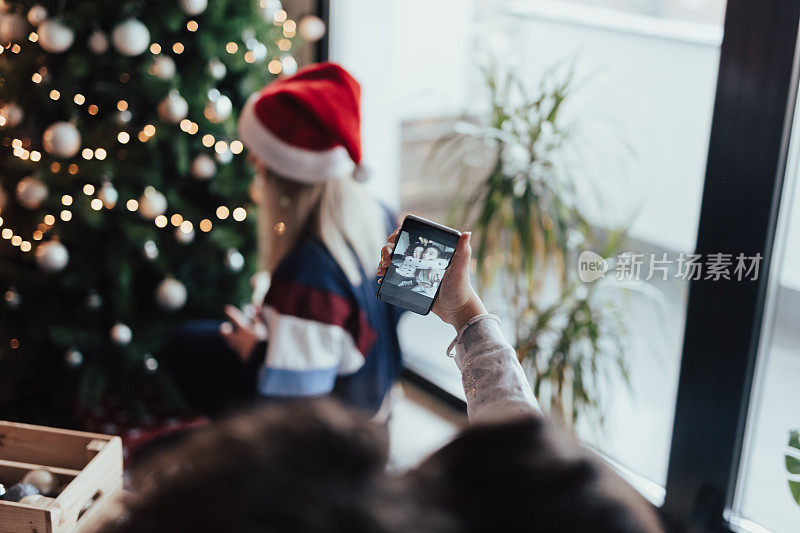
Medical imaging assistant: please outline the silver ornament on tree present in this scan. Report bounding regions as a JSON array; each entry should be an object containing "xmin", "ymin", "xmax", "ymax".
[
  {"xmin": 0, "ymin": 13, "xmax": 26, "ymax": 42},
  {"xmin": 157, "ymin": 90, "xmax": 188, "ymax": 124},
  {"xmin": 281, "ymin": 54, "xmax": 298, "ymax": 76},
  {"xmin": 88, "ymin": 29, "xmax": 108, "ymax": 54},
  {"xmin": 85, "ymin": 289, "xmax": 102, "ymax": 310},
  {"xmin": 151, "ymin": 55, "xmax": 176, "ymax": 80},
  {"xmin": 298, "ymin": 15, "xmax": 326, "ymax": 42},
  {"xmin": 117, "ymin": 110, "xmax": 132, "ymax": 124},
  {"xmin": 138, "ymin": 187, "xmax": 167, "ymax": 220},
  {"xmin": 143, "ymin": 240, "xmax": 159, "ymax": 260},
  {"xmin": 27, "ymin": 5, "xmax": 47, "ymax": 26},
  {"xmin": 226, "ymin": 249, "xmax": 245, "ymax": 272},
  {"xmin": 111, "ymin": 19, "xmax": 150, "ymax": 56},
  {"xmin": 35, "ymin": 238, "xmax": 69, "ymax": 273},
  {"xmin": 207, "ymin": 58, "xmax": 226, "ymax": 80},
  {"xmin": 190, "ymin": 153, "xmax": 216, "ymax": 179},
  {"xmin": 155, "ymin": 277, "xmax": 187, "ymax": 311},
  {"xmin": 215, "ymin": 148, "xmax": 233, "ymax": 164},
  {"xmin": 179, "ymin": 0, "xmax": 207, "ymax": 16},
  {"xmin": 0, "ymin": 102, "xmax": 24, "ymax": 127},
  {"xmin": 110, "ymin": 323, "xmax": 132, "ymax": 345},
  {"xmin": 4, "ymin": 286, "xmax": 21, "ymax": 309},
  {"xmin": 259, "ymin": 0, "xmax": 282, "ymax": 21},
  {"xmin": 203, "ymin": 89, "xmax": 232, "ymax": 124},
  {"xmin": 15, "ymin": 176, "xmax": 48, "ymax": 209},
  {"xmin": 144, "ymin": 354, "xmax": 159, "ymax": 373},
  {"xmin": 43, "ymin": 121, "xmax": 81, "ymax": 158},
  {"xmin": 175, "ymin": 226, "xmax": 194, "ymax": 244},
  {"xmin": 98, "ymin": 181, "xmax": 118, "ymax": 209},
  {"xmin": 38, "ymin": 19, "xmax": 75, "ymax": 53},
  {"xmin": 64, "ymin": 347, "xmax": 83, "ymax": 368}
]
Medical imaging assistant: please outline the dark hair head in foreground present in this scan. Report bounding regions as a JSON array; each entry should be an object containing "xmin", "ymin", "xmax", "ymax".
[{"xmin": 106, "ymin": 400, "xmax": 663, "ymax": 533}]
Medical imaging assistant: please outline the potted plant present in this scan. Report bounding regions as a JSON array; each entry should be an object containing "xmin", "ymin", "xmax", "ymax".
[{"xmin": 428, "ymin": 60, "xmax": 632, "ymax": 427}]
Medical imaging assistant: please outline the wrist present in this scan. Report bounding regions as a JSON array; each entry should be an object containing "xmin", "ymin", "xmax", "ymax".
[{"xmin": 449, "ymin": 293, "xmax": 487, "ymax": 331}]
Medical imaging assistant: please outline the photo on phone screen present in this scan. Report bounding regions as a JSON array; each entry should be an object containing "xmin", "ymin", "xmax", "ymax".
[{"xmin": 377, "ymin": 216, "xmax": 460, "ymax": 315}]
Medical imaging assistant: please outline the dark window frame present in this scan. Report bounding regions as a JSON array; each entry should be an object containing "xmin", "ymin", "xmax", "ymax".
[{"xmin": 318, "ymin": 0, "xmax": 800, "ymax": 530}]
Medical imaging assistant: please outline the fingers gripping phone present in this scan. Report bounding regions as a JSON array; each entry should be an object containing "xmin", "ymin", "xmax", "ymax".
[{"xmin": 377, "ymin": 214, "xmax": 461, "ymax": 315}]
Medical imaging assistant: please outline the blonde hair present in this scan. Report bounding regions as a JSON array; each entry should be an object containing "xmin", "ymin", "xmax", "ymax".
[{"xmin": 254, "ymin": 169, "xmax": 387, "ymax": 286}]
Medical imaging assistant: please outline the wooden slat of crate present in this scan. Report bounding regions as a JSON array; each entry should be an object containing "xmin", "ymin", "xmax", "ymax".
[
  {"xmin": 0, "ymin": 421, "xmax": 114, "ymax": 471},
  {"xmin": 0, "ymin": 499, "xmax": 50, "ymax": 533},
  {"xmin": 54, "ymin": 435, "xmax": 123, "ymax": 532}
]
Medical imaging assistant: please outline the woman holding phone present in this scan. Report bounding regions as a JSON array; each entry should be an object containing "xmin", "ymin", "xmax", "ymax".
[{"xmin": 162, "ymin": 63, "xmax": 403, "ymax": 419}]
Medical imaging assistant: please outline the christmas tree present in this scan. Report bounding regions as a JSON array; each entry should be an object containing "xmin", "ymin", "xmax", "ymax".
[{"xmin": 0, "ymin": 0, "xmax": 324, "ymax": 424}]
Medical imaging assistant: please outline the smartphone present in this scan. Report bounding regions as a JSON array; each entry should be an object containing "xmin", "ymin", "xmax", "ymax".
[{"xmin": 377, "ymin": 214, "xmax": 461, "ymax": 315}]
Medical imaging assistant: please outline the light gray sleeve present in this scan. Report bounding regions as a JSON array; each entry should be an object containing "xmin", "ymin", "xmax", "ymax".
[{"xmin": 448, "ymin": 314, "xmax": 540, "ymax": 424}]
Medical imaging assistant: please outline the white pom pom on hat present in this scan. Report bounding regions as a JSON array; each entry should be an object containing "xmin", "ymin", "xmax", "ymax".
[{"xmin": 237, "ymin": 62, "xmax": 369, "ymax": 183}]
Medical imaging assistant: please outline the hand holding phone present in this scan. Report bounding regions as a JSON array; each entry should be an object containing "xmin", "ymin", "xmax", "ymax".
[{"xmin": 377, "ymin": 215, "xmax": 487, "ymax": 329}]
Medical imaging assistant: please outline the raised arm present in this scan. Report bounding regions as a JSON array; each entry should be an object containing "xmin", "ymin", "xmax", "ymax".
[{"xmin": 378, "ymin": 229, "xmax": 539, "ymax": 424}]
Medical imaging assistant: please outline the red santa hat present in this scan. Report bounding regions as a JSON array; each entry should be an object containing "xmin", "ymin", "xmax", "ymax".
[{"xmin": 237, "ymin": 62, "xmax": 367, "ymax": 184}]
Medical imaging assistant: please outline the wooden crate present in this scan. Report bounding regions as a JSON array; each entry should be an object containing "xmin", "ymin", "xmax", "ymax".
[{"xmin": 0, "ymin": 421, "xmax": 123, "ymax": 533}]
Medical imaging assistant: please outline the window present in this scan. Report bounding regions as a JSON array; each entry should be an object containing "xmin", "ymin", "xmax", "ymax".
[{"xmin": 327, "ymin": 0, "xmax": 800, "ymax": 530}]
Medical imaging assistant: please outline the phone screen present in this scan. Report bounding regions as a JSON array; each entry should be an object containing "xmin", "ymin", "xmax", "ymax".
[{"xmin": 377, "ymin": 216, "xmax": 460, "ymax": 315}]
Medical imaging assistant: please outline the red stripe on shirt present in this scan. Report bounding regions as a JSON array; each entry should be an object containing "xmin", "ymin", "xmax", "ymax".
[{"xmin": 265, "ymin": 280, "xmax": 377, "ymax": 357}]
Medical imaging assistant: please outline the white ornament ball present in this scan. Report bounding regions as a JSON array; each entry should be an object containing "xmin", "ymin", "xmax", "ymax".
[
  {"xmin": 156, "ymin": 277, "xmax": 187, "ymax": 311},
  {"xmin": 207, "ymin": 58, "xmax": 226, "ymax": 80},
  {"xmin": 15, "ymin": 176, "xmax": 48, "ymax": 209},
  {"xmin": 143, "ymin": 240, "xmax": 159, "ymax": 260},
  {"xmin": 151, "ymin": 55, "xmax": 176, "ymax": 80},
  {"xmin": 111, "ymin": 19, "xmax": 150, "ymax": 56},
  {"xmin": 35, "ymin": 239, "xmax": 69, "ymax": 273},
  {"xmin": 179, "ymin": 0, "xmax": 207, "ymax": 16},
  {"xmin": 281, "ymin": 54, "xmax": 297, "ymax": 76},
  {"xmin": 249, "ymin": 42, "xmax": 267, "ymax": 62},
  {"xmin": 144, "ymin": 355, "xmax": 159, "ymax": 373},
  {"xmin": 175, "ymin": 226, "xmax": 194, "ymax": 244},
  {"xmin": 27, "ymin": 5, "xmax": 47, "ymax": 26},
  {"xmin": 4, "ymin": 286, "xmax": 21, "ymax": 309},
  {"xmin": 0, "ymin": 102, "xmax": 24, "ymax": 127},
  {"xmin": 138, "ymin": 187, "xmax": 167, "ymax": 219},
  {"xmin": 42, "ymin": 121, "xmax": 81, "ymax": 159},
  {"xmin": 98, "ymin": 181, "xmax": 118, "ymax": 209},
  {"xmin": 157, "ymin": 90, "xmax": 188, "ymax": 124},
  {"xmin": 190, "ymin": 153, "xmax": 216, "ymax": 179},
  {"xmin": 22, "ymin": 469, "xmax": 58, "ymax": 496},
  {"xmin": 110, "ymin": 323, "xmax": 132, "ymax": 345},
  {"xmin": 215, "ymin": 148, "xmax": 232, "ymax": 164},
  {"xmin": 38, "ymin": 19, "xmax": 74, "ymax": 53},
  {"xmin": 117, "ymin": 110, "xmax": 132, "ymax": 124},
  {"xmin": 298, "ymin": 15, "xmax": 326, "ymax": 42},
  {"xmin": 0, "ymin": 13, "xmax": 26, "ymax": 42},
  {"xmin": 64, "ymin": 347, "xmax": 83, "ymax": 368},
  {"xmin": 87, "ymin": 29, "xmax": 108, "ymax": 54},
  {"xmin": 226, "ymin": 249, "xmax": 245, "ymax": 272},
  {"xmin": 203, "ymin": 93, "xmax": 232, "ymax": 124},
  {"xmin": 260, "ymin": 0, "xmax": 282, "ymax": 21}
]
